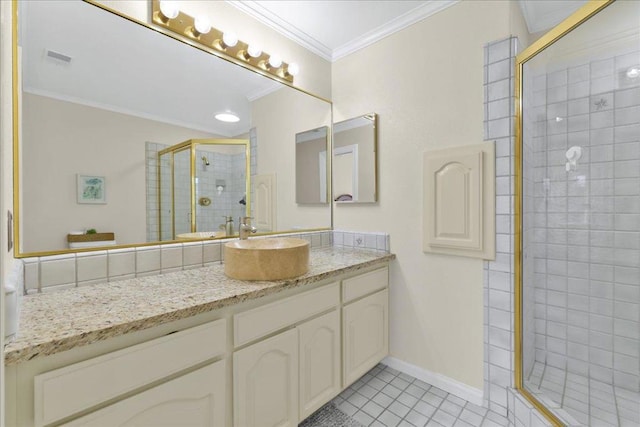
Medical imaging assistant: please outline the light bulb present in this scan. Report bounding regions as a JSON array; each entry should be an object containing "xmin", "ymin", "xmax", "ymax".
[
  {"xmin": 222, "ymin": 31, "xmax": 238, "ymax": 48},
  {"xmin": 247, "ymin": 44, "xmax": 262, "ymax": 58},
  {"xmin": 159, "ymin": 1, "xmax": 179, "ymax": 19},
  {"xmin": 268, "ymin": 54, "xmax": 282, "ymax": 68},
  {"xmin": 217, "ymin": 186, "xmax": 224, "ymax": 195},
  {"xmin": 627, "ymin": 66, "xmax": 640, "ymax": 79},
  {"xmin": 287, "ymin": 62, "xmax": 300, "ymax": 76},
  {"xmin": 194, "ymin": 16, "xmax": 211, "ymax": 35}
]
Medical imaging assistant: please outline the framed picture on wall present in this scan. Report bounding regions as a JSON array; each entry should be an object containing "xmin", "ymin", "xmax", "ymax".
[{"xmin": 77, "ymin": 175, "xmax": 106, "ymax": 204}]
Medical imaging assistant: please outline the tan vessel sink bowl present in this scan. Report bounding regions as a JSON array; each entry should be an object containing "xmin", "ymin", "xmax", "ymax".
[{"xmin": 224, "ymin": 238, "xmax": 310, "ymax": 281}]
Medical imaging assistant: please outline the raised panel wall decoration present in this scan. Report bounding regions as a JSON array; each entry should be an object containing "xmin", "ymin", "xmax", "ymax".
[{"xmin": 422, "ymin": 142, "xmax": 495, "ymax": 259}]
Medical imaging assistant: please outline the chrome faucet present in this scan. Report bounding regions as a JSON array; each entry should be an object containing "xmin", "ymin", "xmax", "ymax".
[{"xmin": 239, "ymin": 217, "xmax": 257, "ymax": 240}]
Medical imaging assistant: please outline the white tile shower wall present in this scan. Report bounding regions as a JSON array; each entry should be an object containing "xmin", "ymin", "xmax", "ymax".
[
  {"xmin": 20, "ymin": 230, "xmax": 390, "ymax": 294},
  {"xmin": 529, "ymin": 48, "xmax": 640, "ymax": 394},
  {"xmin": 483, "ymin": 36, "xmax": 518, "ymax": 418},
  {"xmin": 145, "ymin": 142, "xmax": 161, "ymax": 242}
]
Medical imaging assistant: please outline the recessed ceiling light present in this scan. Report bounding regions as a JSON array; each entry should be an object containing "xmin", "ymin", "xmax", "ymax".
[{"xmin": 215, "ymin": 112, "xmax": 240, "ymax": 123}]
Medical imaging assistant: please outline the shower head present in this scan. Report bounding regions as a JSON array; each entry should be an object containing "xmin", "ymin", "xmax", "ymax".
[{"xmin": 202, "ymin": 156, "xmax": 210, "ymax": 166}]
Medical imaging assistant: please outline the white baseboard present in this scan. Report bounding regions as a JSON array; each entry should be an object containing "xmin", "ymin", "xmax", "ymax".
[{"xmin": 382, "ymin": 356, "xmax": 484, "ymax": 406}]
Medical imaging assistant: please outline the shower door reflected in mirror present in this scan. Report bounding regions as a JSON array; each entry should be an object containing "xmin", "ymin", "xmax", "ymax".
[
  {"xmin": 518, "ymin": 1, "xmax": 640, "ymax": 425},
  {"xmin": 152, "ymin": 139, "xmax": 249, "ymax": 241},
  {"xmin": 333, "ymin": 114, "xmax": 378, "ymax": 203}
]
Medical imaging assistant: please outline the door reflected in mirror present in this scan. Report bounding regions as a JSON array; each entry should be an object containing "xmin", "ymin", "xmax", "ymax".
[
  {"xmin": 295, "ymin": 126, "xmax": 329, "ymax": 205},
  {"xmin": 333, "ymin": 113, "xmax": 378, "ymax": 203}
]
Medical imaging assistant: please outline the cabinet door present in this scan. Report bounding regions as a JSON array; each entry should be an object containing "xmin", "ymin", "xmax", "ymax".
[
  {"xmin": 234, "ymin": 329, "xmax": 298, "ymax": 427},
  {"xmin": 343, "ymin": 289, "xmax": 389, "ymax": 387},
  {"xmin": 298, "ymin": 310, "xmax": 341, "ymax": 420},
  {"xmin": 63, "ymin": 361, "xmax": 226, "ymax": 427}
]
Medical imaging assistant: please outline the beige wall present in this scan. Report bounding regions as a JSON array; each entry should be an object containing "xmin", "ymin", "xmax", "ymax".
[
  {"xmin": 332, "ymin": 1, "xmax": 527, "ymax": 390},
  {"xmin": 95, "ymin": 1, "xmax": 331, "ymax": 99},
  {"xmin": 21, "ymin": 94, "xmax": 215, "ymax": 253},
  {"xmin": 251, "ymin": 87, "xmax": 332, "ymax": 230}
]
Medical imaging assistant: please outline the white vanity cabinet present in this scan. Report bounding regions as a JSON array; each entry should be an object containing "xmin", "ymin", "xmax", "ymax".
[
  {"xmin": 6, "ymin": 263, "xmax": 390, "ymax": 427},
  {"xmin": 233, "ymin": 283, "xmax": 341, "ymax": 426},
  {"xmin": 234, "ymin": 329, "xmax": 299, "ymax": 427},
  {"xmin": 342, "ymin": 268, "xmax": 390, "ymax": 387},
  {"xmin": 298, "ymin": 309, "xmax": 341, "ymax": 419}
]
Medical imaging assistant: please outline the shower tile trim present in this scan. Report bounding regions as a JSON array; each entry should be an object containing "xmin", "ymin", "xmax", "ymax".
[
  {"xmin": 483, "ymin": 35, "xmax": 519, "ymax": 419},
  {"xmin": 19, "ymin": 230, "xmax": 389, "ymax": 295}
]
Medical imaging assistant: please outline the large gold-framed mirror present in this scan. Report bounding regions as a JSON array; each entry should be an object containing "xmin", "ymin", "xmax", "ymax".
[{"xmin": 14, "ymin": 0, "xmax": 332, "ymax": 256}]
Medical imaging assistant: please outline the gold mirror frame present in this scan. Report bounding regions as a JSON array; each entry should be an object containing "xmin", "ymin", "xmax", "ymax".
[
  {"xmin": 11, "ymin": 0, "xmax": 333, "ymax": 258},
  {"xmin": 514, "ymin": 1, "xmax": 614, "ymax": 426}
]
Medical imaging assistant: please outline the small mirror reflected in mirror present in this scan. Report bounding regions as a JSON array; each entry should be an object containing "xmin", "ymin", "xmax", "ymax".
[
  {"xmin": 295, "ymin": 126, "xmax": 329, "ymax": 204},
  {"xmin": 333, "ymin": 113, "xmax": 378, "ymax": 203}
]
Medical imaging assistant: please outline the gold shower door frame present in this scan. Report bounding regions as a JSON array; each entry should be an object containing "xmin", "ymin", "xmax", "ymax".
[
  {"xmin": 514, "ymin": 1, "xmax": 615, "ymax": 426},
  {"xmin": 157, "ymin": 139, "xmax": 251, "ymax": 240}
]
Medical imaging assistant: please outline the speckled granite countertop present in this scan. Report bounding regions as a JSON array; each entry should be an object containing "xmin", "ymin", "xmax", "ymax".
[{"xmin": 5, "ymin": 247, "xmax": 395, "ymax": 366}]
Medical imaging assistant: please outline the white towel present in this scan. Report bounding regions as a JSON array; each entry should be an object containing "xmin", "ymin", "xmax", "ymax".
[{"xmin": 5, "ymin": 259, "xmax": 23, "ymax": 341}]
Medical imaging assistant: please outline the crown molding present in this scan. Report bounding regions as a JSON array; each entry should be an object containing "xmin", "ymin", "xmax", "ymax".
[
  {"xmin": 332, "ymin": 0, "xmax": 458, "ymax": 61},
  {"xmin": 227, "ymin": 0, "xmax": 333, "ymax": 61},
  {"xmin": 246, "ymin": 81, "xmax": 283, "ymax": 102},
  {"xmin": 227, "ymin": 0, "xmax": 459, "ymax": 63}
]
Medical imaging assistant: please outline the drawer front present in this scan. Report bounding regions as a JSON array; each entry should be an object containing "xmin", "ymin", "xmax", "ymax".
[
  {"xmin": 234, "ymin": 282, "xmax": 339, "ymax": 347},
  {"xmin": 34, "ymin": 319, "xmax": 226, "ymax": 427},
  {"xmin": 62, "ymin": 360, "xmax": 226, "ymax": 427},
  {"xmin": 342, "ymin": 267, "xmax": 388, "ymax": 303}
]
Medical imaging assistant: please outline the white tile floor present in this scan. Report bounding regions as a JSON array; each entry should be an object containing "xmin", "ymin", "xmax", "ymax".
[
  {"xmin": 525, "ymin": 361, "xmax": 640, "ymax": 426},
  {"xmin": 331, "ymin": 363, "xmax": 511, "ymax": 427}
]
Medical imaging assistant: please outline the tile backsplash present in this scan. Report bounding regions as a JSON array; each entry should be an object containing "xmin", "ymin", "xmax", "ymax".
[{"xmin": 21, "ymin": 230, "xmax": 390, "ymax": 295}]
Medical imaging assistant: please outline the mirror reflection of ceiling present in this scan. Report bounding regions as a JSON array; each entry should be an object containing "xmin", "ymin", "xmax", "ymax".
[
  {"xmin": 334, "ymin": 116, "xmax": 372, "ymax": 133},
  {"xmin": 20, "ymin": 1, "xmax": 280, "ymax": 137}
]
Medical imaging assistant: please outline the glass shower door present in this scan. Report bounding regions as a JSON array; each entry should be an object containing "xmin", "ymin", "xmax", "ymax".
[{"xmin": 518, "ymin": 1, "xmax": 640, "ymax": 425}]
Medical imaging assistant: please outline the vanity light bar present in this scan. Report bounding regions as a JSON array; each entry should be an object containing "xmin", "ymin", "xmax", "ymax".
[{"xmin": 151, "ymin": 0, "xmax": 297, "ymax": 83}]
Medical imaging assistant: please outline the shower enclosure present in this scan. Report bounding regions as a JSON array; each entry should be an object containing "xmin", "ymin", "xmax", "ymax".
[
  {"xmin": 517, "ymin": 1, "xmax": 640, "ymax": 426},
  {"xmin": 155, "ymin": 139, "xmax": 250, "ymax": 241}
]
